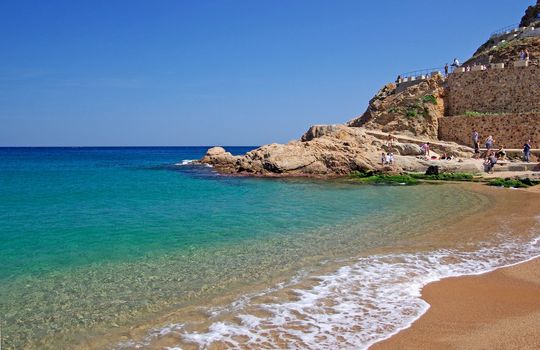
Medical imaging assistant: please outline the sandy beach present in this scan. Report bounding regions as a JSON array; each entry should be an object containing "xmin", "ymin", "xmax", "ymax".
[{"xmin": 373, "ymin": 186, "xmax": 540, "ymax": 350}]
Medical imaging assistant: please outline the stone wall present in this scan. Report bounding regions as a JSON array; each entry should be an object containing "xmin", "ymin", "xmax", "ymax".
[
  {"xmin": 446, "ymin": 66, "xmax": 540, "ymax": 115},
  {"xmin": 438, "ymin": 113, "xmax": 540, "ymax": 149}
]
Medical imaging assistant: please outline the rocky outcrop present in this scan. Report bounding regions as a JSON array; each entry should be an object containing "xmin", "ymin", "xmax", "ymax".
[
  {"xmin": 466, "ymin": 1, "xmax": 540, "ymax": 67},
  {"xmin": 346, "ymin": 75, "xmax": 445, "ymax": 140},
  {"xmin": 201, "ymin": 126, "xmax": 379, "ymax": 177},
  {"xmin": 466, "ymin": 37, "xmax": 540, "ymax": 67},
  {"xmin": 520, "ymin": 0, "xmax": 540, "ymax": 27},
  {"xmin": 199, "ymin": 125, "xmax": 474, "ymax": 177},
  {"xmin": 198, "ymin": 3, "xmax": 537, "ymax": 178}
]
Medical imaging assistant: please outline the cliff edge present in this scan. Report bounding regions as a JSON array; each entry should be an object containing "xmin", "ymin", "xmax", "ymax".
[{"xmin": 199, "ymin": 2, "xmax": 538, "ymax": 178}]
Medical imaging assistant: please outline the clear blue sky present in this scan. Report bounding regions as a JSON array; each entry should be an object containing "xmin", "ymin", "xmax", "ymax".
[{"xmin": 0, "ymin": 0, "xmax": 533, "ymax": 146}]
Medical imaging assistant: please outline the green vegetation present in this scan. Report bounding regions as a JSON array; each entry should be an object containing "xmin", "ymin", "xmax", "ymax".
[
  {"xmin": 422, "ymin": 94, "xmax": 437, "ymax": 105},
  {"xmin": 488, "ymin": 178, "xmax": 540, "ymax": 188},
  {"xmin": 388, "ymin": 107, "xmax": 398, "ymax": 113},
  {"xmin": 410, "ymin": 173, "xmax": 475, "ymax": 181},
  {"xmin": 405, "ymin": 107, "xmax": 418, "ymax": 118},
  {"xmin": 464, "ymin": 111, "xmax": 484, "ymax": 117},
  {"xmin": 350, "ymin": 171, "xmax": 419, "ymax": 185},
  {"xmin": 404, "ymin": 96, "xmax": 437, "ymax": 118},
  {"xmin": 350, "ymin": 172, "xmax": 540, "ymax": 188}
]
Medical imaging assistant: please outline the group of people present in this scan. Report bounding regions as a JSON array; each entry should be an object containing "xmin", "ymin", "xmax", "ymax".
[
  {"xmin": 472, "ymin": 129, "xmax": 534, "ymax": 173},
  {"xmin": 519, "ymin": 49, "xmax": 531, "ymax": 61},
  {"xmin": 381, "ymin": 152, "xmax": 395, "ymax": 166}
]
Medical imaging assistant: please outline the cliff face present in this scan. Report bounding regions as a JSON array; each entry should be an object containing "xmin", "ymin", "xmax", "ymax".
[
  {"xmin": 466, "ymin": 2, "xmax": 540, "ymax": 67},
  {"xmin": 466, "ymin": 36, "xmax": 540, "ymax": 67},
  {"xmin": 199, "ymin": 3, "xmax": 537, "ymax": 178},
  {"xmin": 347, "ymin": 75, "xmax": 445, "ymax": 140},
  {"xmin": 520, "ymin": 0, "xmax": 540, "ymax": 27}
]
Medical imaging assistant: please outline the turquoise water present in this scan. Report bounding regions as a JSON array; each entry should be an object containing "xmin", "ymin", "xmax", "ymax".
[{"xmin": 0, "ymin": 147, "xmax": 487, "ymax": 349}]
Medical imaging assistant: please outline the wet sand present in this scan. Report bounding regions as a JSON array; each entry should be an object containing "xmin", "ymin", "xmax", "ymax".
[{"xmin": 373, "ymin": 186, "xmax": 540, "ymax": 350}]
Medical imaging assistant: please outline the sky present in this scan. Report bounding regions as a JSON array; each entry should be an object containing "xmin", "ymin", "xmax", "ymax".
[{"xmin": 0, "ymin": 0, "xmax": 534, "ymax": 146}]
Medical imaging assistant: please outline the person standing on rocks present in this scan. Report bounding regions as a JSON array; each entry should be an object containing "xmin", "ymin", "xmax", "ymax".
[
  {"xmin": 472, "ymin": 129, "xmax": 479, "ymax": 148},
  {"xmin": 472, "ymin": 129, "xmax": 480, "ymax": 159},
  {"xmin": 485, "ymin": 135, "xmax": 494, "ymax": 152},
  {"xmin": 523, "ymin": 139, "xmax": 532, "ymax": 162},
  {"xmin": 386, "ymin": 134, "xmax": 395, "ymax": 150},
  {"xmin": 421, "ymin": 142, "xmax": 430, "ymax": 157}
]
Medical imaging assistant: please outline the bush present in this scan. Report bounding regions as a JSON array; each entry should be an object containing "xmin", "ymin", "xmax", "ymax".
[
  {"xmin": 405, "ymin": 107, "xmax": 418, "ymax": 118},
  {"xmin": 422, "ymin": 95, "xmax": 437, "ymax": 105}
]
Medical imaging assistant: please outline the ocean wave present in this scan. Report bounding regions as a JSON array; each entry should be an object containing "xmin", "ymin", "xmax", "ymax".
[
  {"xmin": 174, "ymin": 160, "xmax": 213, "ymax": 168},
  {"xmin": 116, "ymin": 234, "xmax": 540, "ymax": 350},
  {"xmin": 175, "ymin": 159, "xmax": 196, "ymax": 166}
]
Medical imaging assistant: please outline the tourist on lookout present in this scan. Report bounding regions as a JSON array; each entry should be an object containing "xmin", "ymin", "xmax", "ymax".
[
  {"xmin": 452, "ymin": 58, "xmax": 460, "ymax": 67},
  {"xmin": 523, "ymin": 140, "xmax": 532, "ymax": 162},
  {"xmin": 444, "ymin": 63, "xmax": 449, "ymax": 77}
]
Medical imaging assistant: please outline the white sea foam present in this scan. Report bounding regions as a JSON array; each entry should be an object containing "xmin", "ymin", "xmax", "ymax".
[
  {"xmin": 175, "ymin": 159, "xmax": 196, "ymax": 166},
  {"xmin": 174, "ymin": 160, "xmax": 213, "ymax": 168},
  {"xmin": 117, "ymin": 233, "xmax": 540, "ymax": 350}
]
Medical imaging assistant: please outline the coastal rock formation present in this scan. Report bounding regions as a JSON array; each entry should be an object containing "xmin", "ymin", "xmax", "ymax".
[
  {"xmin": 467, "ymin": 2, "xmax": 540, "ymax": 67},
  {"xmin": 199, "ymin": 2, "xmax": 537, "ymax": 178},
  {"xmin": 466, "ymin": 37, "xmax": 540, "ymax": 67},
  {"xmin": 202, "ymin": 125, "xmax": 378, "ymax": 176},
  {"xmin": 200, "ymin": 125, "xmax": 474, "ymax": 177},
  {"xmin": 347, "ymin": 75, "xmax": 445, "ymax": 140},
  {"xmin": 520, "ymin": 0, "xmax": 540, "ymax": 27}
]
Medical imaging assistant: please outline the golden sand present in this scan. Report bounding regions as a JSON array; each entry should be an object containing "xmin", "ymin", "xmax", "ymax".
[{"xmin": 373, "ymin": 185, "xmax": 540, "ymax": 350}]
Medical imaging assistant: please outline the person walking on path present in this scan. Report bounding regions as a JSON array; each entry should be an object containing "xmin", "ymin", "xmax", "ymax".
[{"xmin": 523, "ymin": 139, "xmax": 532, "ymax": 162}]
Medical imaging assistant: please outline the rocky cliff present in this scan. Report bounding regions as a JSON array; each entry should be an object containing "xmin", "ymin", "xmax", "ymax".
[
  {"xmin": 200, "ymin": 124, "xmax": 475, "ymax": 177},
  {"xmin": 346, "ymin": 75, "xmax": 445, "ymax": 140},
  {"xmin": 198, "ymin": 2, "xmax": 537, "ymax": 178},
  {"xmin": 520, "ymin": 0, "xmax": 540, "ymax": 27},
  {"xmin": 466, "ymin": 2, "xmax": 540, "ymax": 67}
]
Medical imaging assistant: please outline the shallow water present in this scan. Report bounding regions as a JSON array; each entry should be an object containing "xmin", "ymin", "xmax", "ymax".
[{"xmin": 1, "ymin": 147, "xmax": 537, "ymax": 349}]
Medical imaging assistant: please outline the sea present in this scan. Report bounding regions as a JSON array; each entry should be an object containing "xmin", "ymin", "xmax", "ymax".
[{"xmin": 1, "ymin": 147, "xmax": 539, "ymax": 349}]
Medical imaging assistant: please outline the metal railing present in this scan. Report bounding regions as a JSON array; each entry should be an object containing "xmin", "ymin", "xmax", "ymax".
[
  {"xmin": 490, "ymin": 23, "xmax": 520, "ymax": 38},
  {"xmin": 398, "ymin": 66, "xmax": 445, "ymax": 81},
  {"xmin": 396, "ymin": 59, "xmax": 538, "ymax": 85}
]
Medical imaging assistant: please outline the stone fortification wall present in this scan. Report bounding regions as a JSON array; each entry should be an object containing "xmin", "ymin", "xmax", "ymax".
[
  {"xmin": 446, "ymin": 65, "xmax": 540, "ymax": 115},
  {"xmin": 438, "ymin": 113, "xmax": 540, "ymax": 149}
]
